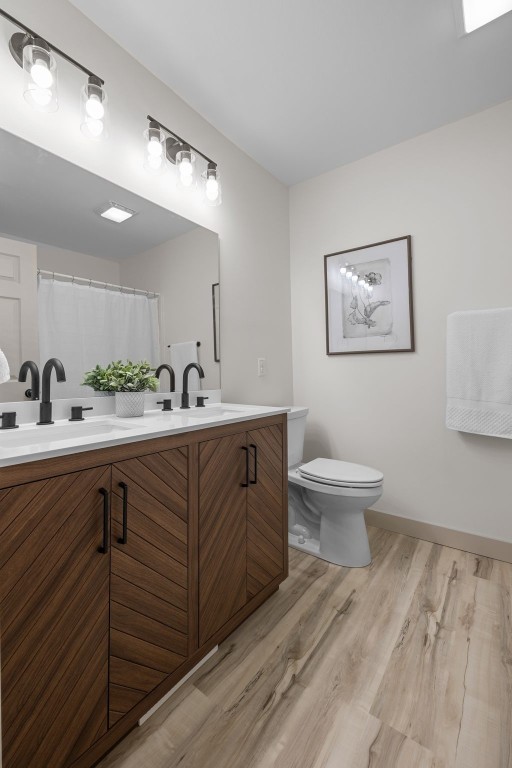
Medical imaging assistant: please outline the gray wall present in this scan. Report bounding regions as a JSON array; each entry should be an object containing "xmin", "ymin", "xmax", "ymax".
[{"xmin": 290, "ymin": 99, "xmax": 512, "ymax": 544}]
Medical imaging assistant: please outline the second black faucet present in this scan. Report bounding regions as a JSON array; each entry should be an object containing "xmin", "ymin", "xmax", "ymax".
[
  {"xmin": 37, "ymin": 358, "xmax": 67, "ymax": 425},
  {"xmin": 181, "ymin": 363, "xmax": 205, "ymax": 409}
]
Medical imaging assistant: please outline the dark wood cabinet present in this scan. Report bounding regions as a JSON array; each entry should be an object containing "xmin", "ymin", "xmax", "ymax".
[
  {"xmin": 246, "ymin": 424, "xmax": 286, "ymax": 599},
  {"xmin": 0, "ymin": 413, "xmax": 287, "ymax": 768},
  {"xmin": 109, "ymin": 449, "xmax": 190, "ymax": 725},
  {"xmin": 0, "ymin": 467, "xmax": 111, "ymax": 768},
  {"xmin": 198, "ymin": 432, "xmax": 248, "ymax": 645},
  {"xmin": 198, "ymin": 422, "xmax": 287, "ymax": 645}
]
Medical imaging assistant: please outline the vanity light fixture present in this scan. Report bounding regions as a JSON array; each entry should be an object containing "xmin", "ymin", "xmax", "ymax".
[
  {"xmin": 21, "ymin": 38, "xmax": 58, "ymax": 112},
  {"xmin": 145, "ymin": 116, "xmax": 222, "ymax": 205},
  {"xmin": 176, "ymin": 146, "xmax": 197, "ymax": 191},
  {"xmin": 81, "ymin": 76, "xmax": 108, "ymax": 139},
  {"xmin": 2, "ymin": 8, "xmax": 106, "ymax": 133},
  {"xmin": 96, "ymin": 202, "xmax": 136, "ymax": 223},
  {"xmin": 143, "ymin": 121, "xmax": 166, "ymax": 174},
  {"xmin": 202, "ymin": 163, "xmax": 222, "ymax": 206}
]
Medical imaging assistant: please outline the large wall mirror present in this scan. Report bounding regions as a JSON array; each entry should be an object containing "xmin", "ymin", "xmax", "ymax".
[{"xmin": 0, "ymin": 129, "xmax": 220, "ymax": 402}]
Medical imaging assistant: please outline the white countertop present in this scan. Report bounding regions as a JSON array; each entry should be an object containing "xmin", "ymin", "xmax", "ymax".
[{"xmin": 0, "ymin": 403, "xmax": 289, "ymax": 468}]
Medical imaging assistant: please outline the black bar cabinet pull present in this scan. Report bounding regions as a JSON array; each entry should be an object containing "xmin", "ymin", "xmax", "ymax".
[
  {"xmin": 98, "ymin": 488, "xmax": 110, "ymax": 554},
  {"xmin": 250, "ymin": 443, "xmax": 258, "ymax": 484},
  {"xmin": 118, "ymin": 482, "xmax": 128, "ymax": 545},
  {"xmin": 241, "ymin": 446, "xmax": 250, "ymax": 487}
]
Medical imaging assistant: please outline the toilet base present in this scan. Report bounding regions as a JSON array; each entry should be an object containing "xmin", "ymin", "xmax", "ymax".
[
  {"xmin": 288, "ymin": 477, "xmax": 379, "ymax": 568},
  {"xmin": 288, "ymin": 531, "xmax": 371, "ymax": 568}
]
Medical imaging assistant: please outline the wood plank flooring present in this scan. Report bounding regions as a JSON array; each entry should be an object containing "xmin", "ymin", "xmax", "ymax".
[{"xmin": 98, "ymin": 527, "xmax": 512, "ymax": 768}]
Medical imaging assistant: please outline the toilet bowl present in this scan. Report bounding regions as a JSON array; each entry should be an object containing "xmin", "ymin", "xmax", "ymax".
[{"xmin": 287, "ymin": 407, "xmax": 383, "ymax": 567}]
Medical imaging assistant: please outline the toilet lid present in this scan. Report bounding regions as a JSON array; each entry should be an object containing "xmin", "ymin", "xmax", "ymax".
[{"xmin": 298, "ymin": 458, "xmax": 383, "ymax": 487}]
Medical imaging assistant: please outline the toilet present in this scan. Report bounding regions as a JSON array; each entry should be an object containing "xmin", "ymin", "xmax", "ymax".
[{"xmin": 287, "ymin": 407, "xmax": 383, "ymax": 567}]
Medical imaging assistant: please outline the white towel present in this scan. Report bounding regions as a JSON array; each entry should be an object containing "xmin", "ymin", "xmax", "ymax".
[
  {"xmin": 0, "ymin": 348, "xmax": 10, "ymax": 384},
  {"xmin": 446, "ymin": 308, "xmax": 512, "ymax": 437},
  {"xmin": 171, "ymin": 342, "xmax": 201, "ymax": 392}
]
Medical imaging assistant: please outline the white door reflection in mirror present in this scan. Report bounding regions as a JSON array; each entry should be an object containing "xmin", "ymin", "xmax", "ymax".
[{"xmin": 0, "ymin": 235, "xmax": 39, "ymax": 402}]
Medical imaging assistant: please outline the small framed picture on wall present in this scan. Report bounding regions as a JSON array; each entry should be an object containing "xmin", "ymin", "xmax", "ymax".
[{"xmin": 324, "ymin": 235, "xmax": 414, "ymax": 355}]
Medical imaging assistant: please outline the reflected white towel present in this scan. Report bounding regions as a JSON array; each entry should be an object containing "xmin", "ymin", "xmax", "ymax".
[
  {"xmin": 0, "ymin": 348, "xmax": 10, "ymax": 384},
  {"xmin": 171, "ymin": 342, "xmax": 201, "ymax": 391},
  {"xmin": 446, "ymin": 308, "xmax": 512, "ymax": 437}
]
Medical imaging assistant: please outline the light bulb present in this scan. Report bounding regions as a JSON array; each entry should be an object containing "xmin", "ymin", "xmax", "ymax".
[
  {"xmin": 202, "ymin": 163, "xmax": 222, "ymax": 206},
  {"xmin": 30, "ymin": 87, "xmax": 52, "ymax": 107},
  {"xmin": 22, "ymin": 43, "xmax": 58, "ymax": 112},
  {"xmin": 178, "ymin": 156, "xmax": 194, "ymax": 187},
  {"xmin": 143, "ymin": 123, "xmax": 165, "ymax": 173},
  {"xmin": 339, "ymin": 266, "xmax": 347, "ymax": 275},
  {"xmin": 81, "ymin": 77, "xmax": 107, "ymax": 139},
  {"xmin": 85, "ymin": 94, "xmax": 104, "ymax": 120},
  {"xmin": 31, "ymin": 61, "xmax": 53, "ymax": 89},
  {"xmin": 85, "ymin": 117, "xmax": 104, "ymax": 137},
  {"xmin": 206, "ymin": 177, "xmax": 219, "ymax": 201},
  {"xmin": 147, "ymin": 137, "xmax": 163, "ymax": 157},
  {"xmin": 180, "ymin": 171, "xmax": 194, "ymax": 188},
  {"xmin": 346, "ymin": 270, "xmax": 352, "ymax": 279},
  {"xmin": 179, "ymin": 158, "xmax": 193, "ymax": 178},
  {"xmin": 175, "ymin": 146, "xmax": 197, "ymax": 191},
  {"xmin": 147, "ymin": 155, "xmax": 163, "ymax": 171},
  {"xmin": 352, "ymin": 274, "xmax": 358, "ymax": 284}
]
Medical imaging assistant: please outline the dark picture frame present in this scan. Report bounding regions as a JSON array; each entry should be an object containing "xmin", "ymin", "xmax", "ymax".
[
  {"xmin": 212, "ymin": 282, "xmax": 220, "ymax": 363},
  {"xmin": 324, "ymin": 235, "xmax": 414, "ymax": 355}
]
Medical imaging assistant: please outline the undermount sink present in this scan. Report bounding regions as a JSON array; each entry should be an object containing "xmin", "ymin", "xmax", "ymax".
[
  {"xmin": 0, "ymin": 420, "xmax": 143, "ymax": 451},
  {"xmin": 142, "ymin": 404, "xmax": 257, "ymax": 421},
  {"xmin": 184, "ymin": 406, "xmax": 251, "ymax": 418}
]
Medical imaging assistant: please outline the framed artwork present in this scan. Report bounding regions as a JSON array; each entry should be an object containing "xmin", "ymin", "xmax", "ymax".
[
  {"xmin": 212, "ymin": 282, "xmax": 220, "ymax": 362},
  {"xmin": 324, "ymin": 235, "xmax": 414, "ymax": 355}
]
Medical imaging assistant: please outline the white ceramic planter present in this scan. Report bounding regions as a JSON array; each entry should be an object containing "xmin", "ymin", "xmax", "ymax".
[{"xmin": 115, "ymin": 391, "xmax": 145, "ymax": 418}]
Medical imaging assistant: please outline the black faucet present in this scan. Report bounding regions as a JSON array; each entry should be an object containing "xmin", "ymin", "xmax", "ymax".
[
  {"xmin": 181, "ymin": 363, "xmax": 205, "ymax": 409},
  {"xmin": 18, "ymin": 361, "xmax": 40, "ymax": 400},
  {"xmin": 155, "ymin": 364, "xmax": 175, "ymax": 393},
  {"xmin": 37, "ymin": 358, "xmax": 66, "ymax": 425}
]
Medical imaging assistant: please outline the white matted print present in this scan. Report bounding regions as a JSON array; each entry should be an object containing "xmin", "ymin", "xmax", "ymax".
[{"xmin": 324, "ymin": 236, "xmax": 414, "ymax": 354}]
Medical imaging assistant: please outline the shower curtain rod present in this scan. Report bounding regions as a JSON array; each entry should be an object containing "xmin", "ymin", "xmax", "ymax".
[{"xmin": 37, "ymin": 269, "xmax": 160, "ymax": 298}]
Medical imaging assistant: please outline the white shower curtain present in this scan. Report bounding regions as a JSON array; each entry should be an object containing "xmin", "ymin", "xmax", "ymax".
[{"xmin": 38, "ymin": 278, "xmax": 161, "ymax": 397}]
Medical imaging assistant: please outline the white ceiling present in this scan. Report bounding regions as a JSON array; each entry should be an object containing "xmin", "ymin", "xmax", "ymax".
[
  {"xmin": 0, "ymin": 129, "xmax": 197, "ymax": 259},
  {"xmin": 69, "ymin": 0, "xmax": 512, "ymax": 185}
]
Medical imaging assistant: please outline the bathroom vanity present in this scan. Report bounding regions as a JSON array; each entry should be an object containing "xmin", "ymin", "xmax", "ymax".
[{"xmin": 0, "ymin": 405, "xmax": 288, "ymax": 768}]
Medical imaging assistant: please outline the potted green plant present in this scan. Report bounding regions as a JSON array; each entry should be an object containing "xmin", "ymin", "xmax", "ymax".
[
  {"xmin": 84, "ymin": 360, "xmax": 159, "ymax": 417},
  {"xmin": 82, "ymin": 364, "xmax": 114, "ymax": 396}
]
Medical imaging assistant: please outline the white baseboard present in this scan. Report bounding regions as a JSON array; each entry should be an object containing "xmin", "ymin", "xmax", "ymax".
[{"xmin": 365, "ymin": 509, "xmax": 512, "ymax": 564}]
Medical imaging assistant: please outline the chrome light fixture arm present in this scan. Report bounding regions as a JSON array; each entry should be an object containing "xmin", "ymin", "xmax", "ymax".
[
  {"xmin": 147, "ymin": 114, "xmax": 217, "ymax": 169},
  {"xmin": 1, "ymin": 8, "xmax": 104, "ymax": 84}
]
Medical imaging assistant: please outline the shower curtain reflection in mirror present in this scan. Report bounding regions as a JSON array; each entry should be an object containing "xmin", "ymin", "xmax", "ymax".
[{"xmin": 38, "ymin": 276, "xmax": 161, "ymax": 398}]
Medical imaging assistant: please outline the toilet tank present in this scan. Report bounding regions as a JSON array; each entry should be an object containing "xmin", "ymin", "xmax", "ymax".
[{"xmin": 287, "ymin": 407, "xmax": 309, "ymax": 467}]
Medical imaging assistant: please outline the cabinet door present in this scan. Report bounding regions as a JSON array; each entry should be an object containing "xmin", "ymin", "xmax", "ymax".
[
  {"xmin": 109, "ymin": 449, "xmax": 189, "ymax": 726},
  {"xmin": 0, "ymin": 467, "xmax": 111, "ymax": 768},
  {"xmin": 247, "ymin": 424, "xmax": 286, "ymax": 599},
  {"xmin": 198, "ymin": 433, "xmax": 247, "ymax": 645}
]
